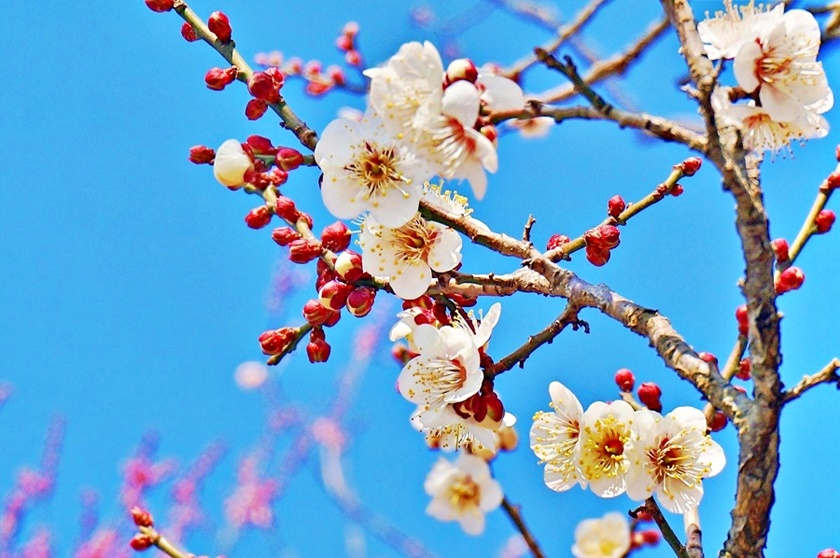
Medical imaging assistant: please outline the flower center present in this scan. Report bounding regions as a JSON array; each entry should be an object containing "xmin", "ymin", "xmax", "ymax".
[
  {"xmin": 392, "ymin": 217, "xmax": 438, "ymax": 265},
  {"xmin": 583, "ymin": 416, "xmax": 628, "ymax": 480},
  {"xmin": 345, "ymin": 142, "xmax": 409, "ymax": 198},
  {"xmin": 645, "ymin": 433, "xmax": 707, "ymax": 491},
  {"xmin": 448, "ymin": 475, "xmax": 481, "ymax": 512}
]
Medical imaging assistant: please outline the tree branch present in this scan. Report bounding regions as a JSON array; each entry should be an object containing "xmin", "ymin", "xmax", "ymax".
[
  {"xmin": 501, "ymin": 497, "xmax": 546, "ymax": 558},
  {"xmin": 782, "ymin": 358, "xmax": 840, "ymax": 403},
  {"xmin": 644, "ymin": 498, "xmax": 691, "ymax": 558}
]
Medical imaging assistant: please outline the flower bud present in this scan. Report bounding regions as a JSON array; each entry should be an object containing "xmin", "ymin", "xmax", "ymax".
[
  {"xmin": 483, "ymin": 391, "xmax": 505, "ymax": 424},
  {"xmin": 245, "ymin": 99, "xmax": 268, "ymax": 120},
  {"xmin": 129, "ymin": 534, "xmax": 154, "ymax": 551},
  {"xmin": 265, "ymin": 168, "xmax": 288, "ymax": 186},
  {"xmin": 698, "ymin": 352, "xmax": 717, "ymax": 365},
  {"xmin": 275, "ymin": 147, "xmax": 304, "ymax": 171},
  {"xmin": 640, "ymin": 529, "xmax": 661, "ymax": 546},
  {"xmin": 445, "ymin": 58, "xmax": 478, "ymax": 85},
  {"xmin": 327, "ymin": 65, "xmax": 346, "ymax": 86},
  {"xmin": 246, "ymin": 137, "xmax": 274, "ymax": 156},
  {"xmin": 826, "ymin": 170, "xmax": 840, "ymax": 190},
  {"xmin": 770, "ymin": 238, "xmax": 789, "ymax": 262},
  {"xmin": 208, "ymin": 11, "xmax": 232, "ymax": 43},
  {"xmin": 736, "ymin": 357, "xmax": 751, "ymax": 380},
  {"xmin": 607, "ymin": 195, "xmax": 626, "ymax": 218},
  {"xmin": 205, "ymin": 67, "xmax": 237, "ymax": 91},
  {"xmin": 335, "ymin": 34, "xmax": 353, "ymax": 52},
  {"xmin": 323, "ymin": 309, "xmax": 341, "ymax": 327},
  {"xmin": 131, "ymin": 507, "xmax": 154, "ymax": 528},
  {"xmin": 288, "ymin": 238, "xmax": 322, "ymax": 264},
  {"xmin": 258, "ymin": 327, "xmax": 296, "ymax": 355},
  {"xmin": 815, "ymin": 209, "xmax": 835, "ymax": 234},
  {"xmin": 817, "ymin": 549, "xmax": 840, "ymax": 558},
  {"xmin": 599, "ymin": 225, "xmax": 621, "ymax": 249},
  {"xmin": 345, "ymin": 49, "xmax": 363, "ymax": 67},
  {"xmin": 775, "ymin": 266, "xmax": 805, "ymax": 294},
  {"xmin": 680, "ymin": 157, "xmax": 702, "ymax": 176},
  {"xmin": 321, "ymin": 221, "xmax": 351, "ymax": 252},
  {"xmin": 274, "ymin": 196, "xmax": 300, "ymax": 222},
  {"xmin": 735, "ymin": 304, "xmax": 748, "ymax": 335},
  {"xmin": 244, "ymin": 206, "xmax": 272, "ymax": 230},
  {"xmin": 614, "ymin": 368, "xmax": 635, "ymax": 392},
  {"xmin": 213, "ymin": 140, "xmax": 253, "ymax": 189},
  {"xmin": 709, "ymin": 410, "xmax": 727, "ymax": 432},
  {"xmin": 188, "ymin": 145, "xmax": 215, "ymax": 164},
  {"xmin": 272, "ymin": 227, "xmax": 300, "ymax": 246},
  {"xmin": 334, "ymin": 250, "xmax": 363, "ymax": 282},
  {"xmin": 585, "ymin": 245, "xmax": 610, "ymax": 266},
  {"xmin": 346, "ymin": 287, "xmax": 376, "ymax": 317},
  {"xmin": 637, "ymin": 382, "xmax": 662, "ymax": 412},
  {"xmin": 248, "ymin": 71, "xmax": 282, "ymax": 104},
  {"xmin": 307, "ymin": 337, "xmax": 331, "ymax": 363},
  {"xmin": 180, "ymin": 23, "xmax": 199, "ymax": 42},
  {"xmin": 145, "ymin": 0, "xmax": 174, "ymax": 12},
  {"xmin": 303, "ymin": 299, "xmax": 333, "ymax": 326},
  {"xmin": 546, "ymin": 234, "xmax": 570, "ymax": 251},
  {"xmin": 670, "ymin": 184, "xmax": 684, "ymax": 197},
  {"xmin": 319, "ymin": 280, "xmax": 353, "ymax": 311},
  {"xmin": 479, "ymin": 124, "xmax": 498, "ymax": 146}
]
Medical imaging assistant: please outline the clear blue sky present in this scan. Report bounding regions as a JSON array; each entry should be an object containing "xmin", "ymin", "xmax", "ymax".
[{"xmin": 1, "ymin": 1, "xmax": 838, "ymax": 556}]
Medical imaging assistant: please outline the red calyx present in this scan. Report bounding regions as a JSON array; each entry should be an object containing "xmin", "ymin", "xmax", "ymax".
[
  {"xmin": 708, "ymin": 410, "xmax": 727, "ymax": 432},
  {"xmin": 188, "ymin": 145, "xmax": 215, "ymax": 164},
  {"xmin": 736, "ymin": 357, "xmax": 751, "ymax": 380},
  {"xmin": 680, "ymin": 157, "xmax": 702, "ymax": 176},
  {"xmin": 321, "ymin": 221, "xmax": 351, "ymax": 252},
  {"xmin": 248, "ymin": 71, "xmax": 284, "ymax": 104},
  {"xmin": 546, "ymin": 234, "xmax": 570, "ymax": 251},
  {"xmin": 129, "ymin": 534, "xmax": 154, "ymax": 551},
  {"xmin": 288, "ymin": 238, "xmax": 322, "ymax": 264},
  {"xmin": 207, "ymin": 11, "xmax": 232, "ymax": 43},
  {"xmin": 271, "ymin": 227, "xmax": 301, "ymax": 246},
  {"xmin": 244, "ymin": 206, "xmax": 272, "ymax": 230},
  {"xmin": 274, "ymin": 196, "xmax": 300, "ymax": 222},
  {"xmin": 775, "ymin": 266, "xmax": 805, "ymax": 294},
  {"xmin": 770, "ymin": 238, "xmax": 789, "ymax": 262},
  {"xmin": 258, "ymin": 327, "xmax": 296, "ymax": 355},
  {"xmin": 130, "ymin": 507, "xmax": 154, "ymax": 528},
  {"xmin": 144, "ymin": 0, "xmax": 174, "ymax": 12},
  {"xmin": 204, "ymin": 67, "xmax": 238, "ymax": 91},
  {"xmin": 245, "ymin": 99, "xmax": 268, "ymax": 120}
]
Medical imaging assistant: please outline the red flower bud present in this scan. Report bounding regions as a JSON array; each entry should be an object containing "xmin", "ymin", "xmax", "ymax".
[
  {"xmin": 334, "ymin": 250, "xmax": 363, "ymax": 282},
  {"xmin": 736, "ymin": 357, "xmax": 751, "ymax": 380},
  {"xmin": 327, "ymin": 65, "xmax": 346, "ymax": 86},
  {"xmin": 265, "ymin": 168, "xmax": 288, "ymax": 186},
  {"xmin": 205, "ymin": 67, "xmax": 238, "ymax": 91},
  {"xmin": 335, "ymin": 34, "xmax": 353, "ymax": 52},
  {"xmin": 275, "ymin": 147, "xmax": 304, "ymax": 171},
  {"xmin": 480, "ymin": 124, "xmax": 498, "ymax": 146},
  {"xmin": 599, "ymin": 225, "xmax": 621, "ymax": 249},
  {"xmin": 698, "ymin": 352, "xmax": 717, "ymax": 365},
  {"xmin": 188, "ymin": 145, "xmax": 215, "ymax": 164},
  {"xmin": 145, "ymin": 0, "xmax": 174, "ymax": 12},
  {"xmin": 245, "ymin": 135, "xmax": 273, "ymax": 154},
  {"xmin": 817, "ymin": 549, "xmax": 840, "ymax": 558},
  {"xmin": 614, "ymin": 368, "xmax": 635, "ymax": 392},
  {"xmin": 245, "ymin": 99, "xmax": 268, "ymax": 120},
  {"xmin": 129, "ymin": 534, "xmax": 154, "ymax": 551},
  {"xmin": 775, "ymin": 266, "xmax": 805, "ymax": 294},
  {"xmin": 258, "ymin": 327, "xmax": 296, "ymax": 355},
  {"xmin": 207, "ymin": 11, "xmax": 232, "ymax": 43},
  {"xmin": 680, "ymin": 157, "xmax": 702, "ymax": 176},
  {"xmin": 298, "ymin": 212, "xmax": 314, "ymax": 229},
  {"xmin": 307, "ymin": 337, "xmax": 331, "ymax": 363},
  {"xmin": 607, "ymin": 195, "xmax": 626, "ymax": 218},
  {"xmin": 321, "ymin": 221, "xmax": 351, "ymax": 252},
  {"xmin": 244, "ymin": 206, "xmax": 272, "ymax": 230},
  {"xmin": 826, "ymin": 170, "xmax": 840, "ymax": 190},
  {"xmin": 303, "ymin": 299, "xmax": 332, "ymax": 326},
  {"xmin": 640, "ymin": 529, "xmax": 661, "ymax": 545},
  {"xmin": 709, "ymin": 410, "xmax": 727, "ymax": 432},
  {"xmin": 735, "ymin": 304, "xmax": 748, "ymax": 335},
  {"xmin": 180, "ymin": 23, "xmax": 199, "ymax": 42},
  {"xmin": 319, "ymin": 280, "xmax": 353, "ymax": 311},
  {"xmin": 271, "ymin": 227, "xmax": 301, "ymax": 246},
  {"xmin": 130, "ymin": 507, "xmax": 154, "ymax": 528},
  {"xmin": 815, "ymin": 209, "xmax": 835, "ymax": 234},
  {"xmin": 637, "ymin": 382, "xmax": 662, "ymax": 412},
  {"xmin": 585, "ymin": 245, "xmax": 610, "ymax": 266},
  {"xmin": 346, "ymin": 287, "xmax": 376, "ymax": 317},
  {"xmin": 445, "ymin": 58, "xmax": 479, "ymax": 85},
  {"xmin": 345, "ymin": 49, "xmax": 363, "ymax": 67},
  {"xmin": 670, "ymin": 184, "xmax": 684, "ymax": 197},
  {"xmin": 248, "ymin": 71, "xmax": 282, "ymax": 104},
  {"xmin": 274, "ymin": 196, "xmax": 300, "ymax": 222},
  {"xmin": 770, "ymin": 238, "xmax": 789, "ymax": 262},
  {"xmin": 546, "ymin": 234, "xmax": 570, "ymax": 251},
  {"xmin": 288, "ymin": 238, "xmax": 322, "ymax": 264}
]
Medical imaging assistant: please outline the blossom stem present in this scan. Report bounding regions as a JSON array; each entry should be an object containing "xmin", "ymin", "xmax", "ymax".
[
  {"xmin": 137, "ymin": 526, "xmax": 190, "ymax": 558},
  {"xmin": 500, "ymin": 497, "xmax": 546, "ymax": 558},
  {"xmin": 782, "ymin": 164, "xmax": 838, "ymax": 272},
  {"xmin": 266, "ymin": 324, "xmax": 312, "ymax": 366},
  {"xmin": 643, "ymin": 498, "xmax": 692, "ymax": 558}
]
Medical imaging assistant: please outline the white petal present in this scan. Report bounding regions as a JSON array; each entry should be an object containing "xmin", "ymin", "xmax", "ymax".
[
  {"xmin": 441, "ymin": 81, "xmax": 480, "ymax": 128},
  {"xmin": 478, "ymin": 74, "xmax": 525, "ymax": 112},
  {"xmin": 473, "ymin": 302, "xmax": 501, "ymax": 349},
  {"xmin": 390, "ymin": 262, "xmax": 432, "ymax": 300},
  {"xmin": 733, "ymin": 40, "xmax": 762, "ymax": 93},
  {"xmin": 427, "ymin": 226, "xmax": 463, "ymax": 272}
]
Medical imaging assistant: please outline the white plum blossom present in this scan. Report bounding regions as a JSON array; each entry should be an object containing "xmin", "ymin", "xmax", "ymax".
[
  {"xmin": 626, "ymin": 407, "xmax": 726, "ymax": 514},
  {"xmin": 733, "ymin": 8, "xmax": 833, "ymax": 122},
  {"xmin": 413, "ymin": 404, "xmax": 504, "ymax": 453},
  {"xmin": 508, "ymin": 116, "xmax": 554, "ymax": 138},
  {"xmin": 577, "ymin": 400, "xmax": 635, "ymax": 498},
  {"xmin": 313, "ymin": 109, "xmax": 432, "ymax": 228},
  {"xmin": 571, "ymin": 512, "xmax": 631, "ymax": 558},
  {"xmin": 424, "ymin": 453, "xmax": 503, "ymax": 535},
  {"xmin": 530, "ymin": 381, "xmax": 585, "ymax": 493},
  {"xmin": 697, "ymin": 1, "xmax": 784, "ymax": 60},
  {"xmin": 359, "ymin": 212, "xmax": 462, "ymax": 300},
  {"xmin": 213, "ymin": 139, "xmax": 254, "ymax": 189}
]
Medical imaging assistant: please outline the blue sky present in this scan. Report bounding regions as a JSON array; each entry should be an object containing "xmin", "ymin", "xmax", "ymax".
[{"xmin": 1, "ymin": 1, "xmax": 838, "ymax": 556}]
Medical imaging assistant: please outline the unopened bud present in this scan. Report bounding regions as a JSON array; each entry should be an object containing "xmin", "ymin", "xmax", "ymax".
[
  {"xmin": 614, "ymin": 368, "xmax": 635, "ymax": 392},
  {"xmin": 826, "ymin": 170, "xmax": 840, "ymax": 190},
  {"xmin": 213, "ymin": 139, "xmax": 253, "ymax": 189},
  {"xmin": 129, "ymin": 534, "xmax": 154, "ymax": 551},
  {"xmin": 244, "ymin": 206, "xmax": 272, "ymax": 230},
  {"xmin": 271, "ymin": 227, "xmax": 301, "ymax": 246},
  {"xmin": 698, "ymin": 352, "xmax": 717, "ymax": 365},
  {"xmin": 736, "ymin": 357, "xmax": 751, "ymax": 380},
  {"xmin": 479, "ymin": 124, "xmax": 498, "ymax": 146},
  {"xmin": 245, "ymin": 99, "xmax": 268, "ymax": 120},
  {"xmin": 130, "ymin": 507, "xmax": 154, "ymax": 528},
  {"xmin": 334, "ymin": 250, "xmax": 363, "ymax": 282},
  {"xmin": 735, "ymin": 304, "xmax": 748, "ymax": 335},
  {"xmin": 188, "ymin": 145, "xmax": 215, "ymax": 164},
  {"xmin": 607, "ymin": 195, "xmax": 626, "ymax": 218},
  {"xmin": 770, "ymin": 238, "xmax": 789, "ymax": 262},
  {"xmin": 498, "ymin": 424, "xmax": 518, "ymax": 451},
  {"xmin": 319, "ymin": 280, "xmax": 353, "ymax": 311},
  {"xmin": 817, "ymin": 549, "xmax": 840, "ymax": 558},
  {"xmin": 445, "ymin": 58, "xmax": 479, "ymax": 85},
  {"xmin": 307, "ymin": 337, "xmax": 331, "ymax": 363},
  {"xmin": 321, "ymin": 222, "xmax": 351, "ymax": 252},
  {"xmin": 637, "ymin": 382, "xmax": 662, "ymax": 412},
  {"xmin": 208, "ymin": 11, "xmax": 232, "ymax": 43},
  {"xmin": 815, "ymin": 209, "xmax": 835, "ymax": 234},
  {"xmin": 274, "ymin": 196, "xmax": 300, "ymax": 222},
  {"xmin": 248, "ymin": 71, "xmax": 282, "ymax": 104},
  {"xmin": 145, "ymin": 0, "xmax": 174, "ymax": 12},
  {"xmin": 775, "ymin": 266, "xmax": 805, "ymax": 294},
  {"xmin": 275, "ymin": 147, "xmax": 304, "ymax": 171},
  {"xmin": 258, "ymin": 327, "xmax": 296, "ymax": 355},
  {"xmin": 345, "ymin": 49, "xmax": 363, "ymax": 67},
  {"xmin": 346, "ymin": 287, "xmax": 376, "ymax": 317},
  {"xmin": 640, "ymin": 529, "xmax": 661, "ymax": 546},
  {"xmin": 303, "ymin": 299, "xmax": 333, "ymax": 326},
  {"xmin": 585, "ymin": 245, "xmax": 610, "ymax": 266},
  {"xmin": 709, "ymin": 410, "xmax": 727, "ymax": 432},
  {"xmin": 205, "ymin": 67, "xmax": 237, "ymax": 91},
  {"xmin": 180, "ymin": 23, "xmax": 199, "ymax": 42},
  {"xmin": 670, "ymin": 184, "xmax": 684, "ymax": 197},
  {"xmin": 546, "ymin": 234, "xmax": 570, "ymax": 251},
  {"xmin": 288, "ymin": 238, "xmax": 322, "ymax": 264},
  {"xmin": 680, "ymin": 157, "xmax": 702, "ymax": 176}
]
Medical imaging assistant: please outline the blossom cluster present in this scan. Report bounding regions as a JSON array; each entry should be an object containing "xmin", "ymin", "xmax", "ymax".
[
  {"xmin": 530, "ymin": 382, "xmax": 725, "ymax": 513},
  {"xmin": 698, "ymin": 1, "xmax": 833, "ymax": 152}
]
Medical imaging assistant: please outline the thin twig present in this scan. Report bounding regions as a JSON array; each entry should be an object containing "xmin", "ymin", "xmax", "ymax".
[
  {"xmin": 782, "ymin": 358, "xmax": 840, "ymax": 403},
  {"xmin": 501, "ymin": 497, "xmax": 546, "ymax": 558},
  {"xmin": 683, "ymin": 508, "xmax": 704, "ymax": 558},
  {"xmin": 644, "ymin": 498, "xmax": 691, "ymax": 558}
]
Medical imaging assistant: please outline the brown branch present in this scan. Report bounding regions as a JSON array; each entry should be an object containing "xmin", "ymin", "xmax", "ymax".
[
  {"xmin": 703, "ymin": 335, "xmax": 748, "ymax": 424},
  {"xmin": 501, "ymin": 497, "xmax": 546, "ymax": 558},
  {"xmin": 644, "ymin": 498, "xmax": 691, "ymax": 558},
  {"xmin": 684, "ymin": 508, "xmax": 704, "ymax": 558},
  {"xmin": 782, "ymin": 358, "xmax": 840, "ymax": 403}
]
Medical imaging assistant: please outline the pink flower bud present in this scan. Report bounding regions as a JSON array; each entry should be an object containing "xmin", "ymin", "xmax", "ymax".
[
  {"xmin": 346, "ymin": 287, "xmax": 376, "ymax": 317},
  {"xmin": 614, "ymin": 368, "xmax": 635, "ymax": 392},
  {"xmin": 188, "ymin": 145, "xmax": 215, "ymax": 164},
  {"xmin": 288, "ymin": 238, "xmax": 322, "ymax": 264},
  {"xmin": 205, "ymin": 67, "xmax": 237, "ymax": 90},
  {"xmin": 736, "ymin": 357, "xmax": 751, "ymax": 380},
  {"xmin": 305, "ymin": 80, "xmax": 332, "ymax": 96},
  {"xmin": 607, "ymin": 195, "xmax": 626, "ymax": 218},
  {"xmin": 274, "ymin": 196, "xmax": 300, "ymax": 222},
  {"xmin": 258, "ymin": 327, "xmax": 296, "ymax": 355},
  {"xmin": 445, "ymin": 58, "xmax": 478, "ymax": 85},
  {"xmin": 275, "ymin": 147, "xmax": 304, "ymax": 171},
  {"xmin": 319, "ymin": 280, "xmax": 353, "ymax": 311},
  {"xmin": 637, "ymin": 382, "xmax": 662, "ymax": 412},
  {"xmin": 817, "ymin": 549, "xmax": 840, "ymax": 558},
  {"xmin": 145, "ymin": 0, "xmax": 174, "ymax": 12},
  {"xmin": 815, "ymin": 209, "xmax": 835, "ymax": 234},
  {"xmin": 129, "ymin": 534, "xmax": 154, "ymax": 551},
  {"xmin": 680, "ymin": 157, "xmax": 702, "ymax": 176},
  {"xmin": 345, "ymin": 49, "xmax": 363, "ymax": 67},
  {"xmin": 327, "ymin": 65, "xmax": 346, "ymax": 86},
  {"xmin": 334, "ymin": 250, "xmax": 363, "ymax": 282},
  {"xmin": 775, "ymin": 266, "xmax": 805, "ymax": 294},
  {"xmin": 335, "ymin": 34, "xmax": 353, "ymax": 52},
  {"xmin": 244, "ymin": 206, "xmax": 272, "ymax": 230},
  {"xmin": 130, "ymin": 507, "xmax": 154, "ymax": 528},
  {"xmin": 265, "ymin": 168, "xmax": 288, "ymax": 186},
  {"xmin": 245, "ymin": 99, "xmax": 268, "ymax": 120},
  {"xmin": 546, "ymin": 234, "xmax": 570, "ymax": 251},
  {"xmin": 670, "ymin": 184, "xmax": 684, "ymax": 197},
  {"xmin": 248, "ymin": 71, "xmax": 282, "ymax": 104},
  {"xmin": 208, "ymin": 11, "xmax": 232, "ymax": 43},
  {"xmin": 321, "ymin": 222, "xmax": 351, "ymax": 252},
  {"xmin": 245, "ymin": 135, "xmax": 273, "ymax": 154},
  {"xmin": 709, "ymin": 410, "xmax": 727, "ymax": 432},
  {"xmin": 271, "ymin": 227, "xmax": 301, "ymax": 246},
  {"xmin": 599, "ymin": 225, "xmax": 621, "ymax": 249},
  {"xmin": 770, "ymin": 238, "xmax": 789, "ymax": 262},
  {"xmin": 180, "ymin": 23, "xmax": 199, "ymax": 42},
  {"xmin": 307, "ymin": 337, "xmax": 331, "ymax": 363}
]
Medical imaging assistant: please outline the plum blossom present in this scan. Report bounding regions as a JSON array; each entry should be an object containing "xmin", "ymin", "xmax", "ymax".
[
  {"xmin": 626, "ymin": 407, "xmax": 726, "ymax": 513},
  {"xmin": 424, "ymin": 453, "xmax": 503, "ymax": 535},
  {"xmin": 213, "ymin": 139, "xmax": 254, "ymax": 189},
  {"xmin": 359, "ymin": 212, "xmax": 462, "ymax": 300},
  {"xmin": 530, "ymin": 381, "xmax": 585, "ymax": 493},
  {"xmin": 571, "ymin": 512, "xmax": 631, "ymax": 558},
  {"xmin": 732, "ymin": 8, "xmax": 833, "ymax": 122},
  {"xmin": 697, "ymin": 1, "xmax": 784, "ymax": 60},
  {"xmin": 314, "ymin": 109, "xmax": 432, "ymax": 228},
  {"xmin": 577, "ymin": 400, "xmax": 635, "ymax": 498}
]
